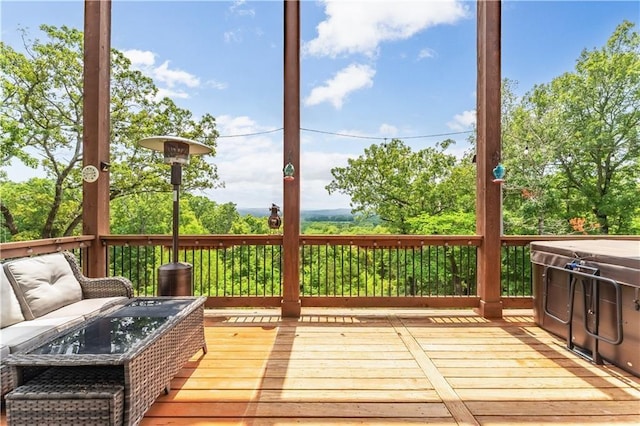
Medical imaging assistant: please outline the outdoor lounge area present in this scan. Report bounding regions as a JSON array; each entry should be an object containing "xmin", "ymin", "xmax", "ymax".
[
  {"xmin": 1, "ymin": 1, "xmax": 639, "ymax": 424},
  {"xmin": 1, "ymin": 239, "xmax": 639, "ymax": 425},
  {"xmin": 3, "ymin": 308, "xmax": 637, "ymax": 425}
]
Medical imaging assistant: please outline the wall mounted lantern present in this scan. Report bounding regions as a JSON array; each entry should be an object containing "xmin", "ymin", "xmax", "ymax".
[
  {"xmin": 138, "ymin": 135, "xmax": 212, "ymax": 296},
  {"xmin": 268, "ymin": 203, "xmax": 282, "ymax": 230}
]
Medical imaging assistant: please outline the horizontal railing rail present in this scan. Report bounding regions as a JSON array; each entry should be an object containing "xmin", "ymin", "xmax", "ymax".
[{"xmin": 0, "ymin": 236, "xmax": 94, "ymax": 260}]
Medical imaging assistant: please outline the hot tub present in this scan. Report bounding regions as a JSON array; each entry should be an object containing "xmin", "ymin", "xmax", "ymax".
[{"xmin": 530, "ymin": 239, "xmax": 640, "ymax": 377}]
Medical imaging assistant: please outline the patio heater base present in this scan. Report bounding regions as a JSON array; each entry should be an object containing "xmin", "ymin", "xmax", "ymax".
[{"xmin": 158, "ymin": 262, "xmax": 192, "ymax": 296}]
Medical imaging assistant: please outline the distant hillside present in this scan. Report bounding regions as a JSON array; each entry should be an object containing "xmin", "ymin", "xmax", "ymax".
[{"xmin": 238, "ymin": 208, "xmax": 353, "ymax": 219}]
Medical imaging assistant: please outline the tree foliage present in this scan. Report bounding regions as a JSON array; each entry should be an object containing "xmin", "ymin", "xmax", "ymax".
[
  {"xmin": 326, "ymin": 22, "xmax": 639, "ymax": 236},
  {"xmin": 326, "ymin": 138, "xmax": 474, "ymax": 234},
  {"xmin": 0, "ymin": 179, "xmax": 80, "ymax": 241},
  {"xmin": 0, "ymin": 25, "xmax": 221, "ymax": 240},
  {"xmin": 2, "ymin": 22, "xmax": 639, "ymax": 242},
  {"xmin": 502, "ymin": 21, "xmax": 640, "ymax": 234}
]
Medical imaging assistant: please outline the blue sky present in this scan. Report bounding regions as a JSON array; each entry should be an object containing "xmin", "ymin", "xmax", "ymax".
[{"xmin": 1, "ymin": 1, "xmax": 638, "ymax": 210}]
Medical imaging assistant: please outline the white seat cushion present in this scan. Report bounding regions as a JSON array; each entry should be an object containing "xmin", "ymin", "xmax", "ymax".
[
  {"xmin": 4, "ymin": 253, "xmax": 83, "ymax": 320},
  {"xmin": 38, "ymin": 297, "xmax": 127, "ymax": 321},
  {"xmin": 1, "ymin": 266, "xmax": 25, "ymax": 328}
]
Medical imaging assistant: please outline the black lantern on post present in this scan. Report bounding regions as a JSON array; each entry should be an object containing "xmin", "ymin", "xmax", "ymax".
[
  {"xmin": 138, "ymin": 135, "xmax": 212, "ymax": 296},
  {"xmin": 268, "ymin": 203, "xmax": 282, "ymax": 230}
]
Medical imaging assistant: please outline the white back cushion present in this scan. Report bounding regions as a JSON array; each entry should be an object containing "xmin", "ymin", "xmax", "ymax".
[
  {"xmin": 4, "ymin": 253, "xmax": 83, "ymax": 320},
  {"xmin": 1, "ymin": 265, "xmax": 25, "ymax": 328}
]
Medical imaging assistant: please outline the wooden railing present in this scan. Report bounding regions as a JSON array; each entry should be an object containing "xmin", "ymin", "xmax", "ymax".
[
  {"xmin": 0, "ymin": 235, "xmax": 95, "ymax": 259},
  {"xmin": 2, "ymin": 234, "xmax": 637, "ymax": 309},
  {"xmin": 299, "ymin": 235, "xmax": 482, "ymax": 308}
]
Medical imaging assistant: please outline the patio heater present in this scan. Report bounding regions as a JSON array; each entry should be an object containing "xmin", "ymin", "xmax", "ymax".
[{"xmin": 138, "ymin": 136, "xmax": 212, "ymax": 296}]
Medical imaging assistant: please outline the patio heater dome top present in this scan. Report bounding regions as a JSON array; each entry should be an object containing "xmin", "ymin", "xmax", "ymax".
[{"xmin": 139, "ymin": 135, "xmax": 212, "ymax": 156}]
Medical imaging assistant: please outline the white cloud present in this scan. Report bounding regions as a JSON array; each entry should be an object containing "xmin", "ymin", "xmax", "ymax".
[
  {"xmin": 304, "ymin": 63, "xmax": 375, "ymax": 109},
  {"xmin": 447, "ymin": 109, "xmax": 476, "ymax": 131},
  {"xmin": 206, "ymin": 115, "xmax": 282, "ymax": 207},
  {"xmin": 216, "ymin": 114, "xmax": 273, "ymax": 136},
  {"xmin": 379, "ymin": 123, "xmax": 398, "ymax": 137},
  {"xmin": 156, "ymin": 88, "xmax": 189, "ymax": 99},
  {"xmin": 417, "ymin": 47, "xmax": 436, "ymax": 60},
  {"xmin": 223, "ymin": 1, "xmax": 258, "ymax": 45},
  {"xmin": 224, "ymin": 30, "xmax": 242, "ymax": 43},
  {"xmin": 122, "ymin": 49, "xmax": 227, "ymax": 101},
  {"xmin": 123, "ymin": 49, "xmax": 155, "ymax": 67},
  {"xmin": 301, "ymin": 151, "xmax": 353, "ymax": 210},
  {"xmin": 224, "ymin": 26, "xmax": 264, "ymax": 43},
  {"xmin": 229, "ymin": 0, "xmax": 255, "ymax": 17},
  {"xmin": 302, "ymin": 151, "xmax": 351, "ymax": 181},
  {"xmin": 303, "ymin": 1, "xmax": 468, "ymax": 112},
  {"xmin": 153, "ymin": 61, "xmax": 199, "ymax": 88},
  {"xmin": 215, "ymin": 115, "xmax": 276, "ymax": 155},
  {"xmin": 200, "ymin": 115, "xmax": 356, "ymax": 209},
  {"xmin": 304, "ymin": 0, "xmax": 469, "ymax": 58},
  {"xmin": 123, "ymin": 49, "xmax": 200, "ymax": 91},
  {"xmin": 205, "ymin": 79, "xmax": 228, "ymax": 90}
]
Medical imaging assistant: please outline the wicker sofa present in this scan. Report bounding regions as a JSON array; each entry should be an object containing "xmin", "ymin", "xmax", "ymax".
[{"xmin": 1, "ymin": 251, "xmax": 133, "ymax": 397}]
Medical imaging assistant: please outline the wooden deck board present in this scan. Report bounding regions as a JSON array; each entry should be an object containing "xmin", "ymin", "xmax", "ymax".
[{"xmin": 2, "ymin": 308, "xmax": 639, "ymax": 425}]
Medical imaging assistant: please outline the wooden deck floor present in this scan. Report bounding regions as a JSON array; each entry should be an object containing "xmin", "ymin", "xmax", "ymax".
[
  {"xmin": 3, "ymin": 308, "xmax": 639, "ymax": 425},
  {"xmin": 140, "ymin": 308, "xmax": 639, "ymax": 425}
]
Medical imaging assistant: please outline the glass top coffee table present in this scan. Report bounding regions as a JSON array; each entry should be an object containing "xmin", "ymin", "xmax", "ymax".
[{"xmin": 6, "ymin": 296, "xmax": 207, "ymax": 426}]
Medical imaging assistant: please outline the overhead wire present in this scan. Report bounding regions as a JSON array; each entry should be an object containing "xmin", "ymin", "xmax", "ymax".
[
  {"xmin": 216, "ymin": 127, "xmax": 474, "ymax": 141},
  {"xmin": 216, "ymin": 128, "xmax": 283, "ymax": 138}
]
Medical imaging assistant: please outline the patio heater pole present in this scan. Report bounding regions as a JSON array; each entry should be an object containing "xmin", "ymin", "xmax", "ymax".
[
  {"xmin": 138, "ymin": 136, "xmax": 212, "ymax": 296},
  {"xmin": 170, "ymin": 162, "xmax": 181, "ymax": 264}
]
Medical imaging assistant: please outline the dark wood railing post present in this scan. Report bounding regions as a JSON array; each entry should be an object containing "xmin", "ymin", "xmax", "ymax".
[
  {"xmin": 476, "ymin": 0, "xmax": 503, "ymax": 318},
  {"xmin": 282, "ymin": 0, "xmax": 301, "ymax": 317},
  {"xmin": 82, "ymin": 0, "xmax": 111, "ymax": 277}
]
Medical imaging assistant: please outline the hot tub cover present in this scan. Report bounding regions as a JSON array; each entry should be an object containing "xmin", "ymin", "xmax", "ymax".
[{"xmin": 530, "ymin": 240, "xmax": 639, "ymax": 288}]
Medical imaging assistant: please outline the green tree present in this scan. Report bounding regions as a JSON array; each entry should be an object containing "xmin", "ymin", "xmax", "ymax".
[
  {"xmin": 500, "ymin": 79, "xmax": 567, "ymax": 234},
  {"xmin": 0, "ymin": 179, "xmax": 80, "ymax": 241},
  {"xmin": 407, "ymin": 211, "xmax": 475, "ymax": 235},
  {"xmin": 185, "ymin": 195, "xmax": 239, "ymax": 234},
  {"xmin": 504, "ymin": 22, "xmax": 640, "ymax": 234},
  {"xmin": 0, "ymin": 25, "xmax": 221, "ymax": 241},
  {"xmin": 326, "ymin": 139, "xmax": 473, "ymax": 233},
  {"xmin": 110, "ymin": 193, "xmax": 172, "ymax": 234},
  {"xmin": 230, "ymin": 214, "xmax": 271, "ymax": 234}
]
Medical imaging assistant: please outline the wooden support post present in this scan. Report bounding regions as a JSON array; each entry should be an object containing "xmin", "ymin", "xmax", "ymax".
[
  {"xmin": 82, "ymin": 0, "xmax": 111, "ymax": 277},
  {"xmin": 282, "ymin": 0, "xmax": 301, "ymax": 318},
  {"xmin": 476, "ymin": 0, "xmax": 503, "ymax": 319}
]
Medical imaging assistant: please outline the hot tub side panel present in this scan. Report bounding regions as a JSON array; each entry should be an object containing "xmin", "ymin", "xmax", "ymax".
[{"xmin": 531, "ymin": 240, "xmax": 640, "ymax": 377}]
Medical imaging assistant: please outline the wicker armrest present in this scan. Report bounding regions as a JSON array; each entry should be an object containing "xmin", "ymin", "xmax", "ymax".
[
  {"xmin": 63, "ymin": 251, "xmax": 134, "ymax": 298},
  {"xmin": 80, "ymin": 276, "xmax": 133, "ymax": 298}
]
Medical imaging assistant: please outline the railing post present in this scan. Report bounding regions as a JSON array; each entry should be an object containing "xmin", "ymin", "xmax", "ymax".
[
  {"xmin": 282, "ymin": 0, "xmax": 301, "ymax": 317},
  {"xmin": 82, "ymin": 0, "xmax": 111, "ymax": 277},
  {"xmin": 476, "ymin": 0, "xmax": 503, "ymax": 319}
]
